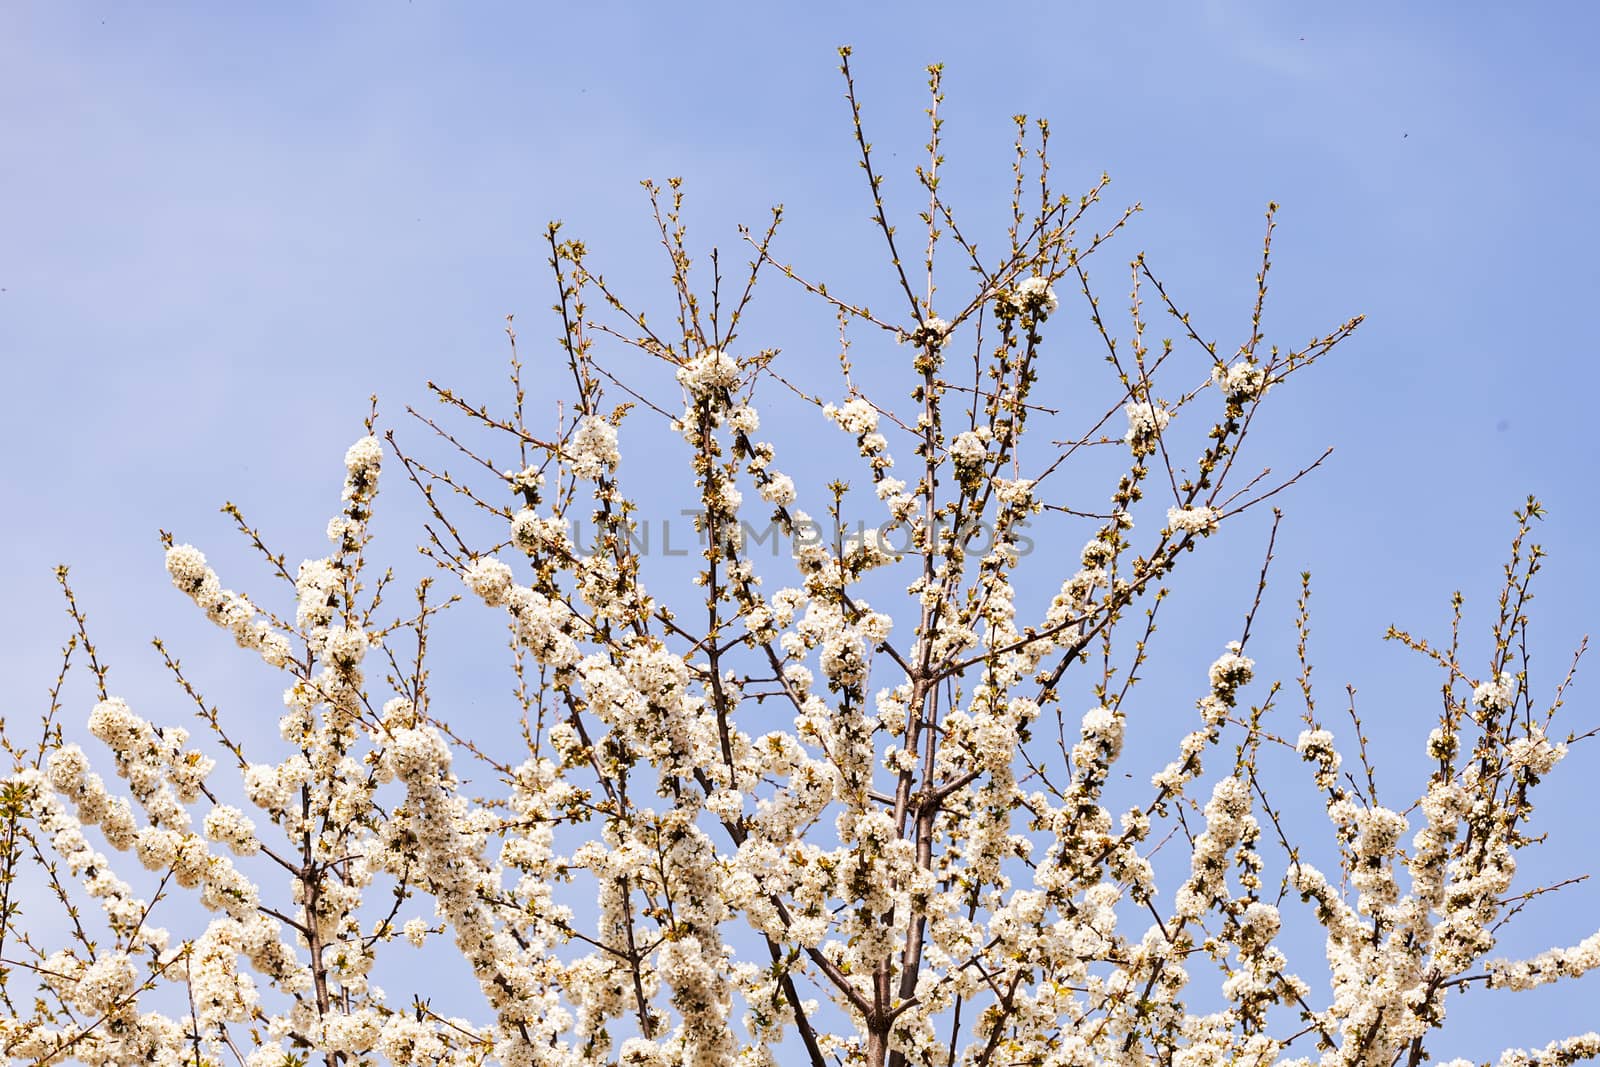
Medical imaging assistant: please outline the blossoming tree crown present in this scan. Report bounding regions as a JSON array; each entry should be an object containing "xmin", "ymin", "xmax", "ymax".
[{"xmin": 3, "ymin": 52, "xmax": 1593, "ymax": 1067}]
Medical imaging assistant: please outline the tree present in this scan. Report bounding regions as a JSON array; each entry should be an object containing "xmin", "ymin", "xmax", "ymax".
[{"xmin": 2, "ymin": 52, "xmax": 1594, "ymax": 1067}]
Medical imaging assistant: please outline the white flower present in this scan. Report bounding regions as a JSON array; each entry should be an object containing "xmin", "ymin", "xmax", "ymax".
[
  {"xmin": 74, "ymin": 954, "xmax": 136, "ymax": 1013},
  {"xmin": 728, "ymin": 405, "xmax": 760, "ymax": 434},
  {"xmin": 204, "ymin": 805, "xmax": 260, "ymax": 856},
  {"xmin": 994, "ymin": 478, "xmax": 1034, "ymax": 507},
  {"xmin": 506, "ymin": 465, "xmax": 544, "ymax": 495},
  {"xmin": 463, "ymin": 557, "xmax": 514, "ymax": 606},
  {"xmin": 164, "ymin": 544, "xmax": 213, "ymax": 597},
  {"xmin": 1208, "ymin": 642, "xmax": 1254, "ymax": 695},
  {"xmin": 1237, "ymin": 901, "xmax": 1281, "ymax": 947},
  {"xmin": 1168, "ymin": 504, "xmax": 1220, "ymax": 536},
  {"xmin": 759, "ymin": 472, "xmax": 797, "ymax": 506},
  {"xmin": 295, "ymin": 557, "xmax": 340, "ymax": 629},
  {"xmin": 1124, "ymin": 399, "xmax": 1171, "ymax": 455},
  {"xmin": 166, "ymin": 545, "xmax": 295, "ymax": 667},
  {"xmin": 1507, "ymin": 723, "xmax": 1566, "ymax": 776},
  {"xmin": 1213, "ymin": 359, "xmax": 1270, "ymax": 402},
  {"xmin": 511, "ymin": 509, "xmax": 571, "ymax": 555},
  {"xmin": 323, "ymin": 626, "xmax": 369, "ymax": 670},
  {"xmin": 343, "ymin": 435, "xmax": 382, "ymax": 475},
  {"xmin": 950, "ymin": 430, "xmax": 988, "ymax": 469},
  {"xmin": 1013, "ymin": 275, "xmax": 1059, "ymax": 315},
  {"xmin": 243, "ymin": 764, "xmax": 293, "ymax": 813},
  {"xmin": 676, "ymin": 347, "xmax": 740, "ymax": 394},
  {"xmin": 825, "ymin": 397, "xmax": 879, "ymax": 436},
  {"xmin": 906, "ymin": 315, "xmax": 952, "ymax": 348},
  {"xmin": 569, "ymin": 415, "xmax": 620, "ymax": 479},
  {"xmin": 1473, "ymin": 671, "xmax": 1516, "ymax": 712},
  {"xmin": 1296, "ymin": 728, "xmax": 1343, "ymax": 789}
]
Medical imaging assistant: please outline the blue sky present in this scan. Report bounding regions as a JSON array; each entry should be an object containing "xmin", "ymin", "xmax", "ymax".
[{"xmin": 3, "ymin": 2, "xmax": 1598, "ymax": 1058}]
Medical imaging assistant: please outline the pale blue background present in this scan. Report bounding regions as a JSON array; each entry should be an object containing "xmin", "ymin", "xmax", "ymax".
[{"xmin": 3, "ymin": 2, "xmax": 1597, "ymax": 1058}]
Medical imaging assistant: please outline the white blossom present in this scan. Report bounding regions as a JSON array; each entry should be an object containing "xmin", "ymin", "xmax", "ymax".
[
  {"xmin": 1168, "ymin": 504, "xmax": 1220, "ymax": 536},
  {"xmin": 570, "ymin": 414, "xmax": 620, "ymax": 478}
]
